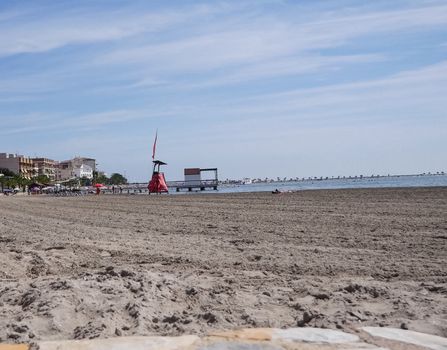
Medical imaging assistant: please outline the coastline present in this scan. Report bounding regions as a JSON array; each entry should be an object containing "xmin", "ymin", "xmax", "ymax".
[{"xmin": 95, "ymin": 174, "xmax": 447, "ymax": 195}]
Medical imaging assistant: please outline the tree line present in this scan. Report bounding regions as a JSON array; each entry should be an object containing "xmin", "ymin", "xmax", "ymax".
[
  {"xmin": 0, "ymin": 168, "xmax": 127, "ymax": 190},
  {"xmin": 84, "ymin": 172, "xmax": 128, "ymax": 186},
  {"xmin": 0, "ymin": 168, "xmax": 46, "ymax": 191}
]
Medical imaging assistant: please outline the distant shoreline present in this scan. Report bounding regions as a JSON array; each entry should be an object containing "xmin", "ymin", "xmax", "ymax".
[
  {"xmin": 4, "ymin": 174, "xmax": 445, "ymax": 197},
  {"xmin": 220, "ymin": 172, "xmax": 447, "ymax": 186}
]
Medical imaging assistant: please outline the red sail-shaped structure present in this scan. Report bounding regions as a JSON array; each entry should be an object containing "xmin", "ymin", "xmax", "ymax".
[
  {"xmin": 148, "ymin": 160, "xmax": 168, "ymax": 194},
  {"xmin": 148, "ymin": 172, "xmax": 168, "ymax": 193}
]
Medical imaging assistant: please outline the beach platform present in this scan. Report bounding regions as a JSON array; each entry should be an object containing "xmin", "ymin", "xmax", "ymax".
[
  {"xmin": 168, "ymin": 179, "xmax": 219, "ymax": 192},
  {"xmin": 169, "ymin": 167, "xmax": 219, "ymax": 192}
]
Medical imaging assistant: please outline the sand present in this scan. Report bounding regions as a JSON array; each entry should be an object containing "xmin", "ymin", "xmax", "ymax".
[{"xmin": 0, "ymin": 187, "xmax": 446, "ymax": 343}]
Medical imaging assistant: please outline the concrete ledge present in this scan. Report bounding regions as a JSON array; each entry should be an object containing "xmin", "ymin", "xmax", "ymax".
[
  {"xmin": 1, "ymin": 327, "xmax": 445, "ymax": 350},
  {"xmin": 38, "ymin": 335, "xmax": 200, "ymax": 350},
  {"xmin": 362, "ymin": 327, "xmax": 447, "ymax": 350},
  {"xmin": 272, "ymin": 328, "xmax": 360, "ymax": 343},
  {"xmin": 211, "ymin": 328, "xmax": 360, "ymax": 344}
]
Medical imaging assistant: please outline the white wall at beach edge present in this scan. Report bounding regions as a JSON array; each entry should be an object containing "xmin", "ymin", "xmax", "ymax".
[
  {"xmin": 271, "ymin": 328, "xmax": 360, "ymax": 343},
  {"xmin": 362, "ymin": 327, "xmax": 447, "ymax": 350},
  {"xmin": 29, "ymin": 327, "xmax": 399, "ymax": 350}
]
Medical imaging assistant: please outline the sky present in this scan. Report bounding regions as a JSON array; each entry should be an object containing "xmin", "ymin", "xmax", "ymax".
[{"xmin": 0, "ymin": 0, "xmax": 446, "ymax": 182}]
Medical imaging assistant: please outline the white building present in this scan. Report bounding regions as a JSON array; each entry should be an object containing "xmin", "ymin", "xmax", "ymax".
[
  {"xmin": 56, "ymin": 157, "xmax": 95, "ymax": 181},
  {"xmin": 242, "ymin": 178, "xmax": 252, "ymax": 184},
  {"xmin": 73, "ymin": 164, "xmax": 93, "ymax": 179}
]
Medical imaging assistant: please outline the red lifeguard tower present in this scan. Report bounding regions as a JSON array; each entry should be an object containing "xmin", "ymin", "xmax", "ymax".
[
  {"xmin": 148, "ymin": 130, "xmax": 168, "ymax": 194},
  {"xmin": 148, "ymin": 160, "xmax": 168, "ymax": 194}
]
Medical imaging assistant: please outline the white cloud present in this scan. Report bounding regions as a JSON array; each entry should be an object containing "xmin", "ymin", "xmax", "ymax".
[
  {"xmin": 0, "ymin": 4, "xmax": 229, "ymax": 57},
  {"xmin": 1, "ymin": 2, "xmax": 446, "ymax": 95},
  {"xmin": 96, "ymin": 3, "xmax": 447, "ymax": 88},
  {"xmin": 226, "ymin": 61, "xmax": 447, "ymax": 127},
  {"xmin": 180, "ymin": 54, "xmax": 385, "ymax": 88},
  {"xmin": 107, "ymin": 3, "xmax": 447, "ymax": 66},
  {"xmin": 3, "ymin": 60, "xmax": 446, "ymax": 139},
  {"xmin": 0, "ymin": 110, "xmax": 153, "ymax": 136}
]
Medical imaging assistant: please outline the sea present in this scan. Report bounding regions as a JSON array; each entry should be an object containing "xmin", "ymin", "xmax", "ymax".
[{"xmin": 211, "ymin": 174, "xmax": 447, "ymax": 194}]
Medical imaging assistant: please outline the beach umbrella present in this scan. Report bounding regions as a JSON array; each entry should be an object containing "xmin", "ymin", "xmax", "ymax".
[{"xmin": 94, "ymin": 183, "xmax": 104, "ymax": 188}]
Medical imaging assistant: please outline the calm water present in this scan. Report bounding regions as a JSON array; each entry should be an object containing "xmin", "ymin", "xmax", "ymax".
[
  {"xmin": 125, "ymin": 175, "xmax": 446, "ymax": 195},
  {"xmin": 214, "ymin": 175, "xmax": 447, "ymax": 194}
]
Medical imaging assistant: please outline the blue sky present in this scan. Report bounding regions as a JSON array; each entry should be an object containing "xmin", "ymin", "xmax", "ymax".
[{"xmin": 0, "ymin": 0, "xmax": 446, "ymax": 181}]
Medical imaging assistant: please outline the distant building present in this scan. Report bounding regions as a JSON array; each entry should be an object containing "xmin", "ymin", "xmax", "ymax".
[
  {"xmin": 32, "ymin": 157, "xmax": 57, "ymax": 181},
  {"xmin": 0, "ymin": 153, "xmax": 35, "ymax": 179},
  {"xmin": 175, "ymin": 167, "xmax": 218, "ymax": 191},
  {"xmin": 79, "ymin": 157, "xmax": 96, "ymax": 172},
  {"xmin": 184, "ymin": 168, "xmax": 202, "ymax": 186},
  {"xmin": 74, "ymin": 163, "xmax": 93, "ymax": 179},
  {"xmin": 242, "ymin": 178, "xmax": 252, "ymax": 184},
  {"xmin": 56, "ymin": 157, "xmax": 95, "ymax": 181}
]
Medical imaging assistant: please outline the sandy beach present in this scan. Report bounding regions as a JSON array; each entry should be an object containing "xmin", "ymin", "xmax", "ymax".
[{"xmin": 0, "ymin": 187, "xmax": 446, "ymax": 343}]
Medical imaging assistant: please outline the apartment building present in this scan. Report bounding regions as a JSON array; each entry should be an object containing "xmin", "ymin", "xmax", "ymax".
[
  {"xmin": 1, "ymin": 153, "xmax": 97, "ymax": 182},
  {"xmin": 0, "ymin": 153, "xmax": 36, "ymax": 179},
  {"xmin": 31, "ymin": 158, "xmax": 57, "ymax": 181}
]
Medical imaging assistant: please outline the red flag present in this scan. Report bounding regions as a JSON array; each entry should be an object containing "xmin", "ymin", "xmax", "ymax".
[{"xmin": 152, "ymin": 130, "xmax": 158, "ymax": 160}]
